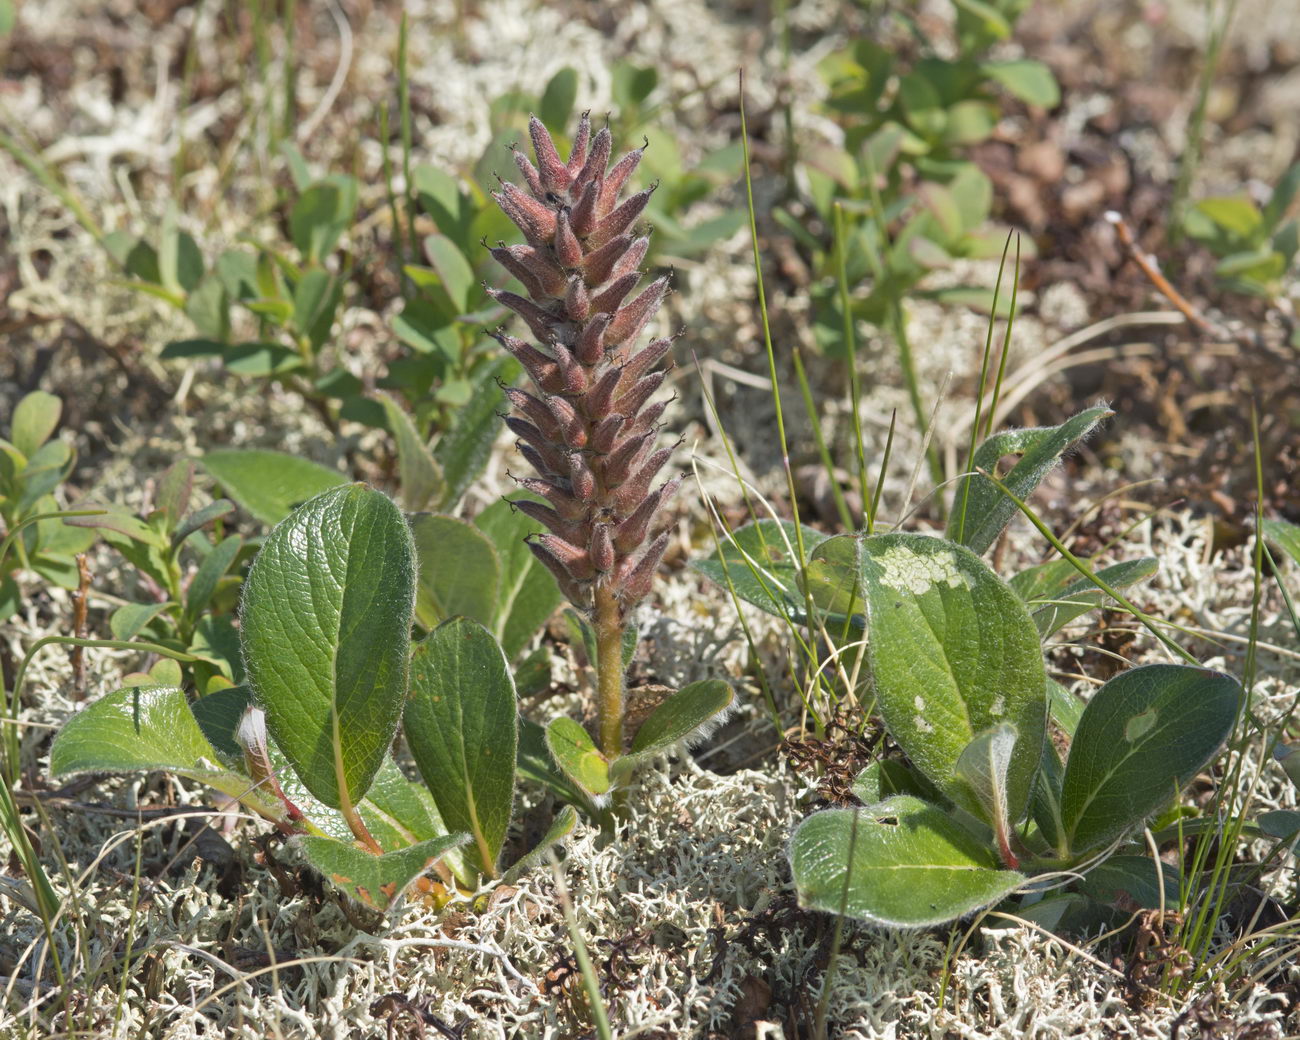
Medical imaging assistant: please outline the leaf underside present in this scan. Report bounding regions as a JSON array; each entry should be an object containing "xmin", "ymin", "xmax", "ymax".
[{"xmin": 790, "ymin": 796, "xmax": 1024, "ymax": 928}]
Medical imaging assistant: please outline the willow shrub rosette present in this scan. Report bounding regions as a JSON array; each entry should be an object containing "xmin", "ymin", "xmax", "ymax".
[{"xmin": 487, "ymin": 113, "xmax": 732, "ymax": 800}]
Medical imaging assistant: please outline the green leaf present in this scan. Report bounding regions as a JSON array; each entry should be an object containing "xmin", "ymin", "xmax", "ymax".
[
  {"xmin": 434, "ymin": 357, "xmax": 516, "ymax": 509},
  {"xmin": 539, "ymin": 67, "xmax": 579, "ymax": 134},
  {"xmin": 611, "ymin": 62, "xmax": 658, "ymax": 108},
  {"xmin": 614, "ymin": 679, "xmax": 734, "ymax": 781},
  {"xmin": 292, "ymin": 268, "xmax": 339, "ymax": 349},
  {"xmin": 290, "ymin": 183, "xmax": 343, "ymax": 263},
  {"xmin": 1264, "ymin": 517, "xmax": 1300, "ymax": 568},
  {"xmin": 241, "ymin": 484, "xmax": 415, "ymax": 809},
  {"xmin": 109, "ymin": 601, "xmax": 172, "ymax": 642},
  {"xmin": 690, "ymin": 519, "xmax": 831, "ymax": 623},
  {"xmin": 159, "ymin": 338, "xmax": 225, "ymax": 362},
  {"xmin": 1263, "ymin": 163, "xmax": 1300, "ymax": 230},
  {"xmin": 851, "ymin": 759, "xmax": 940, "ymax": 805},
  {"xmin": 18, "ymin": 440, "xmax": 74, "ymax": 507},
  {"xmin": 545, "ymin": 717, "xmax": 610, "ymax": 801},
  {"xmin": 154, "ymin": 461, "xmax": 195, "ymax": 528},
  {"xmin": 949, "ymin": 406, "xmax": 1112, "ymax": 555},
  {"xmin": 981, "ymin": 59, "xmax": 1060, "ymax": 107},
  {"xmin": 789, "ymin": 797, "xmax": 1024, "ymax": 928},
  {"xmin": 517, "ymin": 718, "xmax": 586, "ymax": 805},
  {"xmin": 11, "ymin": 391, "xmax": 61, "ymax": 459},
  {"xmin": 189, "ymin": 684, "xmax": 252, "ymax": 763},
  {"xmin": 171, "ymin": 499, "xmax": 236, "ymax": 548},
  {"xmin": 502, "ymin": 805, "xmax": 579, "ymax": 884},
  {"xmin": 185, "ymin": 533, "xmax": 242, "ymax": 622},
  {"xmin": 404, "ymin": 617, "xmax": 517, "ymax": 879},
  {"xmin": 1077, "ymin": 855, "xmax": 1181, "ymax": 910},
  {"xmin": 202, "ymin": 448, "xmax": 347, "ymax": 527},
  {"xmin": 953, "ymin": 723, "xmax": 1018, "ymax": 839},
  {"xmin": 897, "ymin": 71, "xmax": 946, "ymax": 140},
  {"xmin": 159, "ymin": 209, "xmax": 205, "ymax": 294},
  {"xmin": 1045, "ymin": 677, "xmax": 1084, "ymax": 737},
  {"xmin": 49, "ymin": 685, "xmax": 257, "ymax": 805},
  {"xmin": 422, "ymin": 234, "xmax": 475, "ymax": 314},
  {"xmin": 356, "ymin": 757, "xmax": 447, "ymax": 849},
  {"xmin": 409, "ymin": 514, "xmax": 499, "ymax": 630},
  {"xmin": 1195, "ymin": 196, "xmax": 1264, "ymax": 241},
  {"xmin": 299, "ymin": 833, "xmax": 467, "ymax": 911},
  {"xmin": 1059, "ymin": 664, "xmax": 1241, "ymax": 855},
  {"xmin": 475, "ymin": 497, "xmax": 564, "ymax": 659},
  {"xmin": 185, "ymin": 275, "xmax": 230, "ymax": 341},
  {"xmin": 1258, "ymin": 809, "xmax": 1300, "ymax": 840},
  {"xmin": 1010, "ymin": 556, "xmax": 1158, "ymax": 636},
  {"xmin": 381, "ymin": 397, "xmax": 445, "ymax": 512},
  {"xmin": 859, "ymin": 533, "xmax": 1046, "ymax": 823},
  {"xmin": 216, "ymin": 248, "xmax": 259, "ymax": 301},
  {"xmin": 224, "ymin": 342, "xmax": 304, "ymax": 377}
]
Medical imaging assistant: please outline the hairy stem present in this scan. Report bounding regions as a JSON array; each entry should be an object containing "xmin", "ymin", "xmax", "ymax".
[
  {"xmin": 340, "ymin": 801, "xmax": 383, "ymax": 855},
  {"xmin": 594, "ymin": 585, "xmax": 625, "ymax": 759}
]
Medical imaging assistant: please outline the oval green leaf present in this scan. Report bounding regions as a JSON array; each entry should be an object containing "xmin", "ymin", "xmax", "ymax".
[
  {"xmin": 690, "ymin": 519, "xmax": 831, "ymax": 622},
  {"xmin": 202, "ymin": 448, "xmax": 347, "ymax": 528},
  {"xmin": 381, "ymin": 396, "xmax": 445, "ymax": 513},
  {"xmin": 409, "ymin": 514, "xmax": 499, "ymax": 630},
  {"xmin": 545, "ymin": 717, "xmax": 610, "ymax": 801},
  {"xmin": 11, "ymin": 391, "xmax": 61, "ymax": 459},
  {"xmin": 1059, "ymin": 664, "xmax": 1241, "ymax": 855},
  {"xmin": 860, "ymin": 533, "xmax": 1046, "ymax": 823},
  {"xmin": 49, "ymin": 685, "xmax": 267, "ymax": 809},
  {"xmin": 611, "ymin": 679, "xmax": 734, "ymax": 783},
  {"xmin": 404, "ymin": 617, "xmax": 518, "ymax": 879},
  {"xmin": 789, "ymin": 796, "xmax": 1024, "ymax": 928},
  {"xmin": 241, "ymin": 484, "xmax": 415, "ymax": 810}
]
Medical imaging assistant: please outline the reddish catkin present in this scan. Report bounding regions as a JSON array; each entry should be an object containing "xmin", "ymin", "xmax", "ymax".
[{"xmin": 489, "ymin": 114, "xmax": 679, "ymax": 617}]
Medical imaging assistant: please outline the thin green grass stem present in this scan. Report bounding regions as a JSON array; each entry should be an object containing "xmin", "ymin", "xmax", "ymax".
[{"xmin": 833, "ymin": 204, "xmax": 872, "ymax": 531}]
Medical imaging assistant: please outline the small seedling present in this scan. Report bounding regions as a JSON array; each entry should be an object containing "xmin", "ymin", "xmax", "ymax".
[
  {"xmin": 0, "ymin": 391, "xmax": 97, "ymax": 621},
  {"xmin": 67, "ymin": 460, "xmax": 244, "ymax": 693},
  {"xmin": 1182, "ymin": 162, "xmax": 1300, "ymax": 318}
]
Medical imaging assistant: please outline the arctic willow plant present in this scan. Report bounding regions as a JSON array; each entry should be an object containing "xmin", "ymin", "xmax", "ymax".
[
  {"xmin": 486, "ymin": 113, "xmax": 733, "ymax": 801},
  {"xmin": 697, "ymin": 407, "xmax": 1244, "ymax": 928},
  {"xmin": 46, "ymin": 118, "xmax": 730, "ymax": 911}
]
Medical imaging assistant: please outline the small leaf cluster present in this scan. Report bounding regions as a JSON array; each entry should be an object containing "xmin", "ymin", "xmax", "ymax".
[
  {"xmin": 697, "ymin": 407, "xmax": 1244, "ymax": 929},
  {"xmin": 780, "ymin": 0, "xmax": 1058, "ymax": 352},
  {"xmin": 110, "ymin": 158, "xmax": 367, "ymax": 415},
  {"xmin": 1182, "ymin": 162, "xmax": 1300, "ymax": 315},
  {"xmin": 0, "ymin": 392, "xmax": 96, "ymax": 621},
  {"xmin": 66, "ymin": 461, "xmax": 246, "ymax": 694}
]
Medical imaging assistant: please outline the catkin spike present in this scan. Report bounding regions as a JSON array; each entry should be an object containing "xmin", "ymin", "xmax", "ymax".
[
  {"xmin": 588, "ymin": 185, "xmax": 655, "ymax": 250},
  {"xmin": 529, "ymin": 116, "xmax": 571, "ymax": 193},
  {"xmin": 488, "ymin": 116, "xmax": 678, "ymax": 625},
  {"xmin": 576, "ymin": 127, "xmax": 613, "ymax": 190}
]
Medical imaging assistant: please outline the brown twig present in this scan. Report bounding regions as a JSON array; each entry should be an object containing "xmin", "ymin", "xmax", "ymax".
[
  {"xmin": 70, "ymin": 553, "xmax": 91, "ymax": 699},
  {"xmin": 1104, "ymin": 211, "xmax": 1217, "ymax": 335}
]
